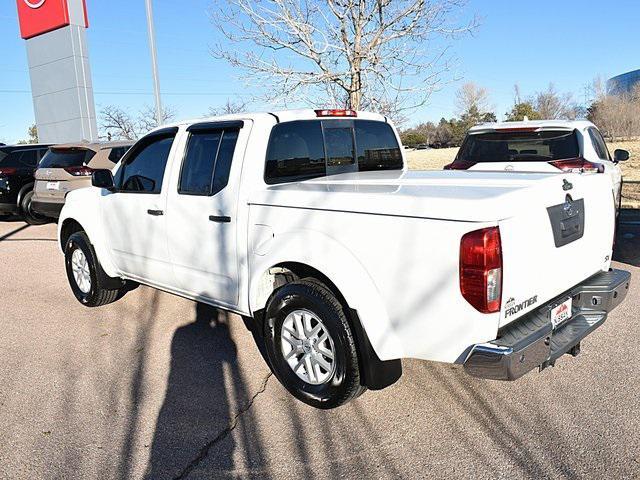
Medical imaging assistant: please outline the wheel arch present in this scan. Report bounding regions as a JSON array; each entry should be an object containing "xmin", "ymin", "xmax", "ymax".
[
  {"xmin": 16, "ymin": 182, "xmax": 34, "ymax": 208},
  {"xmin": 59, "ymin": 218, "xmax": 85, "ymax": 251},
  {"xmin": 58, "ymin": 199, "xmax": 120, "ymax": 280},
  {"xmin": 250, "ymin": 253, "xmax": 402, "ymax": 390}
]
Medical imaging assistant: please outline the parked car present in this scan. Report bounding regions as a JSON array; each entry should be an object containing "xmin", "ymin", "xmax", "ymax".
[
  {"xmin": 57, "ymin": 109, "xmax": 630, "ymax": 409},
  {"xmin": 0, "ymin": 143, "xmax": 53, "ymax": 224},
  {"xmin": 445, "ymin": 120, "xmax": 629, "ymax": 207},
  {"xmin": 32, "ymin": 142, "xmax": 132, "ymax": 219}
]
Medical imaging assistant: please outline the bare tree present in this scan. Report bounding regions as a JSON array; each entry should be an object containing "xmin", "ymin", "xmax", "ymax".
[
  {"xmin": 588, "ymin": 81, "xmax": 640, "ymax": 140},
  {"xmin": 100, "ymin": 105, "xmax": 138, "ymax": 141},
  {"xmin": 207, "ymin": 98, "xmax": 249, "ymax": 116},
  {"xmin": 137, "ymin": 105, "xmax": 177, "ymax": 135},
  {"xmin": 210, "ymin": 0, "xmax": 478, "ymax": 119},
  {"xmin": 513, "ymin": 83, "xmax": 522, "ymax": 105},
  {"xmin": 533, "ymin": 83, "xmax": 577, "ymax": 120},
  {"xmin": 99, "ymin": 105, "xmax": 176, "ymax": 140},
  {"xmin": 455, "ymin": 82, "xmax": 490, "ymax": 116}
]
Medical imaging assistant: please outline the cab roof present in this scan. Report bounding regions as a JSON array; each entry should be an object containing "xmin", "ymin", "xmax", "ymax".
[{"xmin": 154, "ymin": 109, "xmax": 389, "ymax": 133}]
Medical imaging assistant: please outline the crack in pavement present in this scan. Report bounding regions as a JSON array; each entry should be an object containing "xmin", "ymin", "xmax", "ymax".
[{"xmin": 173, "ymin": 372, "xmax": 273, "ymax": 480}]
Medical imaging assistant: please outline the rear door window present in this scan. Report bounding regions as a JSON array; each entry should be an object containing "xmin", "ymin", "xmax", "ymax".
[
  {"xmin": 265, "ymin": 119, "xmax": 402, "ymax": 184},
  {"xmin": 39, "ymin": 149, "xmax": 95, "ymax": 168},
  {"xmin": 179, "ymin": 128, "xmax": 240, "ymax": 196},
  {"xmin": 118, "ymin": 135, "xmax": 176, "ymax": 194}
]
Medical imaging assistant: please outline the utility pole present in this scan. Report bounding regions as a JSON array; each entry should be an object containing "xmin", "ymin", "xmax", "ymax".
[{"xmin": 145, "ymin": 0, "xmax": 163, "ymax": 126}]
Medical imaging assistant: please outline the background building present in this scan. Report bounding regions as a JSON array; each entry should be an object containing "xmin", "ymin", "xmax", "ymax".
[{"xmin": 607, "ymin": 69, "xmax": 640, "ymax": 96}]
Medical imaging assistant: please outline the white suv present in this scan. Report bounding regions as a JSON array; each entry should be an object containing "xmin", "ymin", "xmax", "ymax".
[{"xmin": 446, "ymin": 120, "xmax": 629, "ymax": 206}]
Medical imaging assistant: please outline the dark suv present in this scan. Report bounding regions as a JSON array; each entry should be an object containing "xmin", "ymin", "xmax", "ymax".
[{"xmin": 0, "ymin": 144, "xmax": 52, "ymax": 224}]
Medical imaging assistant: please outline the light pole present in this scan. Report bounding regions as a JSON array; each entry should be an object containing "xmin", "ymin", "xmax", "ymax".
[{"xmin": 145, "ymin": 0, "xmax": 163, "ymax": 126}]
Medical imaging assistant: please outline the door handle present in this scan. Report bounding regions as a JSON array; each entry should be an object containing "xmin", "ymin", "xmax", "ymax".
[
  {"xmin": 147, "ymin": 209, "xmax": 164, "ymax": 216},
  {"xmin": 209, "ymin": 215, "xmax": 231, "ymax": 223}
]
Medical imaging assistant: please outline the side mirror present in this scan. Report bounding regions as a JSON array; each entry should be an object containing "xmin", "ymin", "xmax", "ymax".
[
  {"xmin": 614, "ymin": 149, "xmax": 630, "ymax": 162},
  {"xmin": 92, "ymin": 169, "xmax": 115, "ymax": 191}
]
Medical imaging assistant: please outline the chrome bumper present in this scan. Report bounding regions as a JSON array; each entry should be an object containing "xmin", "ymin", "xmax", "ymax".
[{"xmin": 464, "ymin": 269, "xmax": 631, "ymax": 381}]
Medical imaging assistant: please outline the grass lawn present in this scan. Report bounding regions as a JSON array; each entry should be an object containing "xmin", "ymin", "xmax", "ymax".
[{"xmin": 404, "ymin": 140, "xmax": 640, "ymax": 208}]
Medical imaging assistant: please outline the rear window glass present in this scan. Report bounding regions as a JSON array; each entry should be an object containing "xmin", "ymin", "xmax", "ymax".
[
  {"xmin": 265, "ymin": 119, "xmax": 402, "ymax": 184},
  {"xmin": 355, "ymin": 120, "xmax": 403, "ymax": 171},
  {"xmin": 0, "ymin": 149, "xmax": 39, "ymax": 168},
  {"xmin": 40, "ymin": 149, "xmax": 95, "ymax": 168},
  {"xmin": 457, "ymin": 130, "xmax": 580, "ymax": 163},
  {"xmin": 265, "ymin": 121, "xmax": 326, "ymax": 184}
]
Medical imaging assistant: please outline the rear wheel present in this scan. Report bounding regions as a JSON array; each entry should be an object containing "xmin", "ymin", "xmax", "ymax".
[
  {"xmin": 20, "ymin": 190, "xmax": 48, "ymax": 225},
  {"xmin": 64, "ymin": 231, "xmax": 123, "ymax": 307},
  {"xmin": 264, "ymin": 279, "xmax": 363, "ymax": 409}
]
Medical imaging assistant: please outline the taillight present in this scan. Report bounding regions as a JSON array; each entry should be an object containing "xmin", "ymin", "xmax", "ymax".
[
  {"xmin": 0, "ymin": 167, "xmax": 17, "ymax": 176},
  {"xmin": 460, "ymin": 226, "xmax": 502, "ymax": 313},
  {"xmin": 314, "ymin": 109, "xmax": 357, "ymax": 117},
  {"xmin": 64, "ymin": 166, "xmax": 94, "ymax": 176},
  {"xmin": 444, "ymin": 160, "xmax": 476, "ymax": 170},
  {"xmin": 549, "ymin": 157, "xmax": 604, "ymax": 173}
]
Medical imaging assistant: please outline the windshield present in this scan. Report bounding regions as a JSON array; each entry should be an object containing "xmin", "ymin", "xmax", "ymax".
[
  {"xmin": 39, "ymin": 148, "xmax": 95, "ymax": 168},
  {"xmin": 457, "ymin": 130, "xmax": 580, "ymax": 163}
]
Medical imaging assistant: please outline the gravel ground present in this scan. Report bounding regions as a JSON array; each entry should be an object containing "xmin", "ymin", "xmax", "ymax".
[{"xmin": 0, "ymin": 218, "xmax": 638, "ymax": 480}]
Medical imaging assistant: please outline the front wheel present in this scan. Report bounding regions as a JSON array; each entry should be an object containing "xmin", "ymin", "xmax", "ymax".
[
  {"xmin": 20, "ymin": 190, "xmax": 48, "ymax": 225},
  {"xmin": 64, "ymin": 231, "xmax": 122, "ymax": 307},
  {"xmin": 264, "ymin": 279, "xmax": 364, "ymax": 409}
]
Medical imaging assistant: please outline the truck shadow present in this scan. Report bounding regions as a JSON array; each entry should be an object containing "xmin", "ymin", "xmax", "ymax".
[
  {"xmin": 147, "ymin": 302, "xmax": 267, "ymax": 479},
  {"xmin": 614, "ymin": 209, "xmax": 640, "ymax": 267}
]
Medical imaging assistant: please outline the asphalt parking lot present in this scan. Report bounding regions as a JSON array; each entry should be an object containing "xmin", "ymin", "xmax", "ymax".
[{"xmin": 0, "ymin": 216, "xmax": 639, "ymax": 480}]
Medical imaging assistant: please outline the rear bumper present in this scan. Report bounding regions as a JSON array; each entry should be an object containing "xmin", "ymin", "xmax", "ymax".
[
  {"xmin": 31, "ymin": 200, "xmax": 64, "ymax": 218},
  {"xmin": 464, "ymin": 269, "xmax": 631, "ymax": 380}
]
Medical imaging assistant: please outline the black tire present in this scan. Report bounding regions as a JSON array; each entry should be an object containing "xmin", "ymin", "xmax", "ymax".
[
  {"xmin": 0, "ymin": 215, "xmax": 11, "ymax": 221},
  {"xmin": 64, "ymin": 231, "xmax": 122, "ymax": 307},
  {"xmin": 264, "ymin": 279, "xmax": 363, "ymax": 409},
  {"xmin": 20, "ymin": 190, "xmax": 48, "ymax": 225}
]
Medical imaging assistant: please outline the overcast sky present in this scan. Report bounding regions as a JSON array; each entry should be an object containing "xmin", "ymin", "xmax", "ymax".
[{"xmin": 1, "ymin": 0, "xmax": 638, "ymax": 143}]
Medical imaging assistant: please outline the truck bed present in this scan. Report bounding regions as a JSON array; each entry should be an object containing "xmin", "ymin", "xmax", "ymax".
[
  {"xmin": 251, "ymin": 169, "xmax": 609, "ymax": 223},
  {"xmin": 249, "ymin": 169, "xmax": 616, "ymax": 361}
]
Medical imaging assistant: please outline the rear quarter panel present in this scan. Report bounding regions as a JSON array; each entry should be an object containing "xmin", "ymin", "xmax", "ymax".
[{"xmin": 249, "ymin": 204, "xmax": 500, "ymax": 363}]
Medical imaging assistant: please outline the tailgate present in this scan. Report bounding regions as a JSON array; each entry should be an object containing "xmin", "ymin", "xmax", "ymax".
[{"xmin": 498, "ymin": 172, "xmax": 615, "ymax": 327}]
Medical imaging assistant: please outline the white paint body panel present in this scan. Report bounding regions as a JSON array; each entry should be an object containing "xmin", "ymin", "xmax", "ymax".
[{"xmin": 58, "ymin": 110, "xmax": 616, "ymax": 365}]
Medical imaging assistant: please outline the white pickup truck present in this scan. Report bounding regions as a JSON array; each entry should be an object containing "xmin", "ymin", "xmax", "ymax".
[{"xmin": 57, "ymin": 109, "xmax": 630, "ymax": 409}]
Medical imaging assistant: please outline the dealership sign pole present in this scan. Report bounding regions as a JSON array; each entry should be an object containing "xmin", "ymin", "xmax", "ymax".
[
  {"xmin": 16, "ymin": 0, "xmax": 98, "ymax": 143},
  {"xmin": 145, "ymin": 0, "xmax": 163, "ymax": 126}
]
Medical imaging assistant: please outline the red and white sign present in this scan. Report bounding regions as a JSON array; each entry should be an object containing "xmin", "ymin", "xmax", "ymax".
[{"xmin": 16, "ymin": 0, "xmax": 88, "ymax": 40}]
